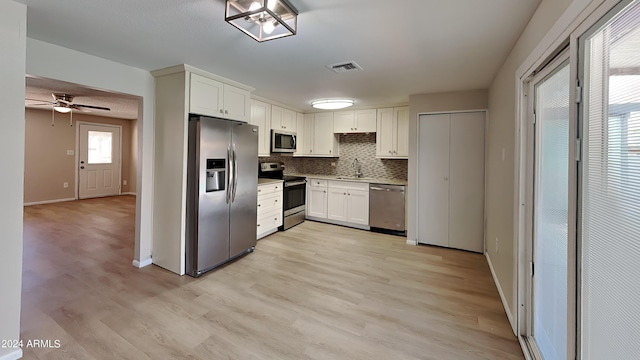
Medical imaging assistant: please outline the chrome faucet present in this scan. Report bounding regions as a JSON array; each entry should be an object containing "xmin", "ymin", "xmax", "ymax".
[{"xmin": 352, "ymin": 158, "xmax": 363, "ymax": 178}]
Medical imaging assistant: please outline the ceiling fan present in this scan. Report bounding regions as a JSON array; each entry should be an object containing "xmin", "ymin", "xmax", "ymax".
[{"xmin": 25, "ymin": 93, "xmax": 111, "ymax": 126}]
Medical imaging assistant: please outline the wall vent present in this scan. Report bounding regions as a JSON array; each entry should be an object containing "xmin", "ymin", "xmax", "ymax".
[{"xmin": 327, "ymin": 61, "xmax": 363, "ymax": 73}]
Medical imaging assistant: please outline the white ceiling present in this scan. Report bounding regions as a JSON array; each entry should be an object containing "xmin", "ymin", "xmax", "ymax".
[{"xmin": 17, "ymin": 0, "xmax": 542, "ymax": 113}]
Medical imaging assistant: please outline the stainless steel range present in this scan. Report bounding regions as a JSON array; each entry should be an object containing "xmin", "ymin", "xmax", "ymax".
[{"xmin": 258, "ymin": 163, "xmax": 306, "ymax": 230}]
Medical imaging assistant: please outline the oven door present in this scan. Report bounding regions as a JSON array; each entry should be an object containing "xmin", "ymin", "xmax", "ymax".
[{"xmin": 283, "ymin": 180, "xmax": 306, "ymax": 214}]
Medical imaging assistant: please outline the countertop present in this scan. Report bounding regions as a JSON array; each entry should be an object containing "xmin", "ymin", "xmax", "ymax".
[
  {"xmin": 290, "ymin": 174, "xmax": 407, "ymax": 186},
  {"xmin": 258, "ymin": 178, "xmax": 283, "ymax": 185}
]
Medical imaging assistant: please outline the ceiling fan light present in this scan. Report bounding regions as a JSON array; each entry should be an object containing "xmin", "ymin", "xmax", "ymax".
[
  {"xmin": 311, "ymin": 99, "xmax": 354, "ymax": 110},
  {"xmin": 53, "ymin": 106, "xmax": 72, "ymax": 113}
]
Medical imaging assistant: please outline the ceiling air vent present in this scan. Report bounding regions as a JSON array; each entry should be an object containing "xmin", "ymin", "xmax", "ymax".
[{"xmin": 327, "ymin": 61, "xmax": 363, "ymax": 73}]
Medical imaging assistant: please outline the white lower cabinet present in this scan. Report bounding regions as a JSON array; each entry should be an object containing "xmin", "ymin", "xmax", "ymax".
[
  {"xmin": 308, "ymin": 179, "xmax": 369, "ymax": 229},
  {"xmin": 327, "ymin": 181, "xmax": 369, "ymax": 226},
  {"xmin": 257, "ymin": 181, "xmax": 283, "ymax": 239},
  {"xmin": 307, "ymin": 179, "xmax": 328, "ymax": 218}
]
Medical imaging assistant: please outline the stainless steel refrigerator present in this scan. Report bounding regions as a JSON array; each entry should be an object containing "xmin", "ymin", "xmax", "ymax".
[{"xmin": 186, "ymin": 115, "xmax": 258, "ymax": 277}]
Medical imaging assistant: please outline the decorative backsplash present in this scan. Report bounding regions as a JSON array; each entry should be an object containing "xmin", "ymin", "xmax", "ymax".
[{"xmin": 261, "ymin": 133, "xmax": 408, "ymax": 180}]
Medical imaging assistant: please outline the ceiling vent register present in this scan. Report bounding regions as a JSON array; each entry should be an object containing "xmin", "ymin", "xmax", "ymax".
[{"xmin": 328, "ymin": 61, "xmax": 363, "ymax": 73}]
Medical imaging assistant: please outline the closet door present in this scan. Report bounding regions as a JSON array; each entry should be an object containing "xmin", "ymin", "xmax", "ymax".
[
  {"xmin": 418, "ymin": 113, "xmax": 451, "ymax": 247},
  {"xmin": 449, "ymin": 112, "xmax": 485, "ymax": 252}
]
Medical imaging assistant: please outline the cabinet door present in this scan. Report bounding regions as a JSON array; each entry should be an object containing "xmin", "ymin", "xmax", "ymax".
[
  {"xmin": 333, "ymin": 110, "xmax": 354, "ymax": 133},
  {"xmin": 250, "ymin": 100, "xmax": 271, "ymax": 157},
  {"xmin": 271, "ymin": 105, "xmax": 284, "ymax": 130},
  {"xmin": 354, "ymin": 109, "xmax": 377, "ymax": 133},
  {"xmin": 282, "ymin": 108, "xmax": 296, "ymax": 132},
  {"xmin": 307, "ymin": 186, "xmax": 328, "ymax": 218},
  {"xmin": 394, "ymin": 107, "xmax": 409, "ymax": 157},
  {"xmin": 302, "ymin": 114, "xmax": 314, "ymax": 155},
  {"xmin": 313, "ymin": 113, "xmax": 337, "ymax": 156},
  {"xmin": 376, "ymin": 108, "xmax": 395, "ymax": 157},
  {"xmin": 327, "ymin": 188, "xmax": 348, "ymax": 221},
  {"xmin": 448, "ymin": 112, "xmax": 485, "ymax": 252},
  {"xmin": 417, "ymin": 113, "xmax": 451, "ymax": 248},
  {"xmin": 190, "ymin": 73, "xmax": 223, "ymax": 117},
  {"xmin": 294, "ymin": 112, "xmax": 305, "ymax": 157},
  {"xmin": 223, "ymin": 84, "xmax": 250, "ymax": 122},
  {"xmin": 347, "ymin": 189, "xmax": 369, "ymax": 225}
]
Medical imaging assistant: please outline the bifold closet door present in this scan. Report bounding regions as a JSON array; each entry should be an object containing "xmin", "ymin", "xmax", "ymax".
[
  {"xmin": 449, "ymin": 112, "xmax": 485, "ymax": 252},
  {"xmin": 418, "ymin": 113, "xmax": 451, "ymax": 248},
  {"xmin": 418, "ymin": 112, "xmax": 485, "ymax": 252}
]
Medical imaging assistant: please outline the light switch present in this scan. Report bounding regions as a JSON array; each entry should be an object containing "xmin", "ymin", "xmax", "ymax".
[
  {"xmin": 123, "ymin": 180, "xmax": 127, "ymax": 185},
  {"xmin": 63, "ymin": 182, "xmax": 69, "ymax": 188},
  {"xmin": 67, "ymin": 150, "xmax": 74, "ymax": 156}
]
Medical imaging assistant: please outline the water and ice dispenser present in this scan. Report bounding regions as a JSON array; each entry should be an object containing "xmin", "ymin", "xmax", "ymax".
[{"xmin": 206, "ymin": 159, "xmax": 225, "ymax": 192}]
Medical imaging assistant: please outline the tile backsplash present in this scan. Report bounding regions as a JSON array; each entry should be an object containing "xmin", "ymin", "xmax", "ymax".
[{"xmin": 261, "ymin": 133, "xmax": 407, "ymax": 180}]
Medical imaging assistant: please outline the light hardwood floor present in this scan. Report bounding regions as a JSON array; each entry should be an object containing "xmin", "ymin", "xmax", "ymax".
[{"xmin": 21, "ymin": 196, "xmax": 523, "ymax": 359}]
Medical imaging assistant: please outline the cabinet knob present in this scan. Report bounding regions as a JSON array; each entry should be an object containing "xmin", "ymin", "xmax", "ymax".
[
  {"xmin": 324, "ymin": 190, "xmax": 326, "ymax": 193},
  {"xmin": 258, "ymin": 189, "xmax": 261, "ymax": 192},
  {"xmin": 258, "ymin": 204, "xmax": 261, "ymax": 207},
  {"xmin": 344, "ymin": 192, "xmax": 347, "ymax": 195},
  {"xmin": 444, "ymin": 177, "xmax": 449, "ymax": 181},
  {"xmin": 355, "ymin": 128, "xmax": 358, "ymax": 130},
  {"xmin": 220, "ymin": 109, "xmax": 224, "ymax": 114},
  {"xmin": 329, "ymin": 150, "xmax": 332, "ymax": 153},
  {"xmin": 388, "ymin": 150, "xmax": 392, "ymax": 154},
  {"xmin": 225, "ymin": 110, "xmax": 228, "ymax": 114},
  {"xmin": 257, "ymin": 224, "xmax": 261, "ymax": 227},
  {"xmin": 274, "ymin": 217, "xmax": 278, "ymax": 221}
]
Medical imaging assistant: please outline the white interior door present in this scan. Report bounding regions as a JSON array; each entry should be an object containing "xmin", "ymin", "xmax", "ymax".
[
  {"xmin": 417, "ymin": 113, "xmax": 451, "ymax": 247},
  {"xmin": 449, "ymin": 112, "xmax": 485, "ymax": 252},
  {"xmin": 78, "ymin": 123, "xmax": 121, "ymax": 199}
]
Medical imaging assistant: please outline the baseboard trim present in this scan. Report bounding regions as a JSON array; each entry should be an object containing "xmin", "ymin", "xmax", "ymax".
[
  {"xmin": 485, "ymin": 252, "xmax": 516, "ymax": 335},
  {"xmin": 257, "ymin": 228, "xmax": 278, "ymax": 240},
  {"xmin": 0, "ymin": 348, "xmax": 23, "ymax": 360},
  {"xmin": 406, "ymin": 239, "xmax": 417, "ymax": 245},
  {"xmin": 24, "ymin": 197, "xmax": 76, "ymax": 206},
  {"xmin": 121, "ymin": 192, "xmax": 137, "ymax": 196},
  {"xmin": 305, "ymin": 216, "xmax": 370, "ymax": 231},
  {"xmin": 132, "ymin": 257, "xmax": 152, "ymax": 268}
]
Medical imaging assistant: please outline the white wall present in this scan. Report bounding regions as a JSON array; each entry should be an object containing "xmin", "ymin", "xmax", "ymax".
[
  {"xmin": 0, "ymin": 2, "xmax": 26, "ymax": 359},
  {"xmin": 26, "ymin": 38, "xmax": 155, "ymax": 266},
  {"xmin": 485, "ymin": 0, "xmax": 581, "ymax": 329}
]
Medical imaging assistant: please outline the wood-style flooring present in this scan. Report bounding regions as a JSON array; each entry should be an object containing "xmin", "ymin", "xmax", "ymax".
[{"xmin": 21, "ymin": 196, "xmax": 523, "ymax": 359}]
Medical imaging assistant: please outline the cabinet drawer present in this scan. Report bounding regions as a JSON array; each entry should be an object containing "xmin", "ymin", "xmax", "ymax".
[
  {"xmin": 257, "ymin": 208, "xmax": 282, "ymax": 231},
  {"xmin": 258, "ymin": 193, "xmax": 282, "ymax": 214},
  {"xmin": 328, "ymin": 180, "xmax": 369, "ymax": 191},
  {"xmin": 308, "ymin": 178, "xmax": 328, "ymax": 188},
  {"xmin": 258, "ymin": 182, "xmax": 283, "ymax": 195}
]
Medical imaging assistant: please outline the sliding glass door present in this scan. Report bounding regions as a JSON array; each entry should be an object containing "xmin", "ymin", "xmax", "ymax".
[
  {"xmin": 527, "ymin": 58, "xmax": 571, "ymax": 360},
  {"xmin": 580, "ymin": 1, "xmax": 640, "ymax": 359}
]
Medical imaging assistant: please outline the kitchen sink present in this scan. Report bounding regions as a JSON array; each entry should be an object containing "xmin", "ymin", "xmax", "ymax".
[{"xmin": 335, "ymin": 177, "xmax": 375, "ymax": 181}]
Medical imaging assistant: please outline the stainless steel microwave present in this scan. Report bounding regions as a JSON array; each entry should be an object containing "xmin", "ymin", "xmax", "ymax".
[{"xmin": 271, "ymin": 129, "xmax": 296, "ymax": 153}]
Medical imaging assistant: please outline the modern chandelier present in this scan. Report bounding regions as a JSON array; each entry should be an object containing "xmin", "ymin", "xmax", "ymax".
[{"xmin": 225, "ymin": 0, "xmax": 298, "ymax": 42}]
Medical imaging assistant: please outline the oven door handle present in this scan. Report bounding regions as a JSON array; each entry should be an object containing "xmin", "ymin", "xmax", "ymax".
[{"xmin": 285, "ymin": 180, "xmax": 307, "ymax": 187}]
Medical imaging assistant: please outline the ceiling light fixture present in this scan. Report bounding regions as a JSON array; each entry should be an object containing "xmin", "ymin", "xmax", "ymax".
[
  {"xmin": 53, "ymin": 105, "xmax": 72, "ymax": 113},
  {"xmin": 311, "ymin": 99, "xmax": 355, "ymax": 110},
  {"xmin": 225, "ymin": 0, "xmax": 298, "ymax": 42}
]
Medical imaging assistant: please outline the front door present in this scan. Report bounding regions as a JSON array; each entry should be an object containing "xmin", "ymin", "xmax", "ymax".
[{"xmin": 78, "ymin": 123, "xmax": 121, "ymax": 199}]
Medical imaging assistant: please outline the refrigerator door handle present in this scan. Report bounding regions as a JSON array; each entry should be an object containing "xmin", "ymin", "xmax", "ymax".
[
  {"xmin": 232, "ymin": 144, "xmax": 238, "ymax": 202},
  {"xmin": 226, "ymin": 144, "xmax": 232, "ymax": 204}
]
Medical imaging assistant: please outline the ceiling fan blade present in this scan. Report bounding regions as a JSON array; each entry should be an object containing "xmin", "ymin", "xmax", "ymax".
[
  {"xmin": 28, "ymin": 103, "xmax": 54, "ymax": 106},
  {"xmin": 74, "ymin": 104, "xmax": 111, "ymax": 111},
  {"xmin": 25, "ymin": 98, "xmax": 55, "ymax": 104}
]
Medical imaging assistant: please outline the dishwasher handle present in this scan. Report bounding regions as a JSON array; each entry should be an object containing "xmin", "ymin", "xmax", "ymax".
[{"xmin": 370, "ymin": 186, "xmax": 404, "ymax": 192}]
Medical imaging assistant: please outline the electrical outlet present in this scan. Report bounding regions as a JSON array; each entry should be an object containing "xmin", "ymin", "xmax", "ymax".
[
  {"xmin": 330, "ymin": 162, "xmax": 336, "ymax": 167},
  {"xmin": 495, "ymin": 237, "xmax": 499, "ymax": 253},
  {"xmin": 66, "ymin": 150, "xmax": 74, "ymax": 156},
  {"xmin": 63, "ymin": 182, "xmax": 69, "ymax": 188},
  {"xmin": 123, "ymin": 180, "xmax": 127, "ymax": 185}
]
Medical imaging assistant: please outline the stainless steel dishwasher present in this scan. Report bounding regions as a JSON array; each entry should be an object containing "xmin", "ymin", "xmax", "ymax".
[{"xmin": 369, "ymin": 184, "xmax": 406, "ymax": 235}]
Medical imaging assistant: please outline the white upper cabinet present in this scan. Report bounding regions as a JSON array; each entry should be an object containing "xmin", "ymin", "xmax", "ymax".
[
  {"xmin": 294, "ymin": 112, "xmax": 306, "ymax": 157},
  {"xmin": 334, "ymin": 109, "xmax": 377, "ymax": 133},
  {"xmin": 313, "ymin": 112, "xmax": 339, "ymax": 157},
  {"xmin": 249, "ymin": 99, "xmax": 272, "ymax": 157},
  {"xmin": 376, "ymin": 106, "xmax": 409, "ymax": 158},
  {"xmin": 189, "ymin": 73, "xmax": 250, "ymax": 122},
  {"xmin": 299, "ymin": 113, "xmax": 314, "ymax": 156},
  {"xmin": 271, "ymin": 105, "xmax": 297, "ymax": 132}
]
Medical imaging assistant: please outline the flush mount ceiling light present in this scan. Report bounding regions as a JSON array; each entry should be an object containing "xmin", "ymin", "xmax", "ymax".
[
  {"xmin": 311, "ymin": 99, "xmax": 355, "ymax": 110},
  {"xmin": 225, "ymin": 0, "xmax": 298, "ymax": 42},
  {"xmin": 53, "ymin": 105, "xmax": 72, "ymax": 113}
]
